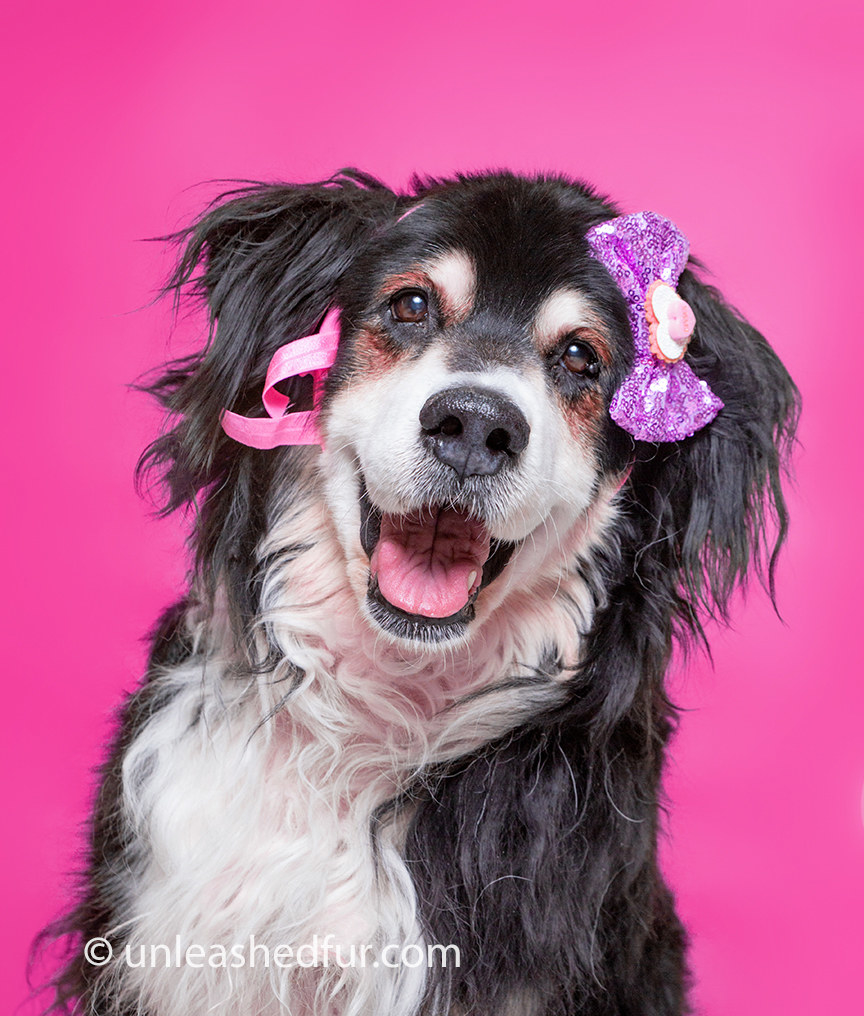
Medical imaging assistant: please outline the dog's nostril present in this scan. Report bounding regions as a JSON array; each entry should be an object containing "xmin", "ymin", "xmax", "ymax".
[
  {"xmin": 486, "ymin": 427, "xmax": 509, "ymax": 453},
  {"xmin": 440, "ymin": 416, "xmax": 462, "ymax": 438}
]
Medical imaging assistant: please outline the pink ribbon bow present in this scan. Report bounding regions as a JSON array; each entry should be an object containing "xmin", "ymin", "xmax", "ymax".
[{"xmin": 220, "ymin": 308, "xmax": 341, "ymax": 449}]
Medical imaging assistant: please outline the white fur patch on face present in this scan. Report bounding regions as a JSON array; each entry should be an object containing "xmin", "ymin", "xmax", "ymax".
[
  {"xmin": 532, "ymin": 289, "xmax": 599, "ymax": 348},
  {"xmin": 325, "ymin": 345, "xmax": 591, "ymax": 542},
  {"xmin": 426, "ymin": 250, "xmax": 475, "ymax": 322},
  {"xmin": 321, "ymin": 333, "xmax": 605, "ymax": 649}
]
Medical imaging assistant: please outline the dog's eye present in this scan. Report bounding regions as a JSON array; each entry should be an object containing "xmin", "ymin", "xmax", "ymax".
[
  {"xmin": 390, "ymin": 290, "xmax": 428, "ymax": 323},
  {"xmin": 561, "ymin": 340, "xmax": 600, "ymax": 378}
]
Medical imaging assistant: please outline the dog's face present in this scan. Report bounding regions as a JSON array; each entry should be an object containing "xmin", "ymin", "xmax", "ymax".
[
  {"xmin": 318, "ymin": 180, "xmax": 634, "ymax": 647},
  {"xmin": 146, "ymin": 170, "xmax": 796, "ymax": 664}
]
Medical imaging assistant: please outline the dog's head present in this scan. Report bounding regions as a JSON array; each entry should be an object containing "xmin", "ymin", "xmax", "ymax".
[{"xmin": 142, "ymin": 170, "xmax": 797, "ymax": 656}]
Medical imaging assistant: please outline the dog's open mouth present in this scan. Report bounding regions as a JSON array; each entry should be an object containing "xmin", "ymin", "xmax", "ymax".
[{"xmin": 360, "ymin": 485, "xmax": 515, "ymax": 641}]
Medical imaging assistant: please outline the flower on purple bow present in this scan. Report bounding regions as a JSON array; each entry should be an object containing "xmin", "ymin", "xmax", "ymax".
[{"xmin": 645, "ymin": 280, "xmax": 696, "ymax": 364}]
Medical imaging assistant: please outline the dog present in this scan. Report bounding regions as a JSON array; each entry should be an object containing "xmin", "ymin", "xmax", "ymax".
[{"xmin": 48, "ymin": 169, "xmax": 798, "ymax": 1015}]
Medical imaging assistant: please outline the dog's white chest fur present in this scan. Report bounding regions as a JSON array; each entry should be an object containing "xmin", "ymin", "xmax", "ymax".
[
  {"xmin": 115, "ymin": 601, "xmax": 593, "ymax": 1011},
  {"xmin": 120, "ymin": 667, "xmax": 427, "ymax": 1014}
]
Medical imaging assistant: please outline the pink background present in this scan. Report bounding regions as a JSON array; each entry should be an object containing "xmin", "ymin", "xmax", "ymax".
[{"xmin": 3, "ymin": 1, "xmax": 862, "ymax": 1012}]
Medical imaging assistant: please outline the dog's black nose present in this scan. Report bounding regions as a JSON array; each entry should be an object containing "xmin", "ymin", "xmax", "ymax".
[{"xmin": 419, "ymin": 387, "xmax": 530, "ymax": 478}]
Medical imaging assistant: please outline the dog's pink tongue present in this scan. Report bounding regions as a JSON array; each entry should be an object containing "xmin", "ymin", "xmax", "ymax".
[{"xmin": 371, "ymin": 508, "xmax": 490, "ymax": 619}]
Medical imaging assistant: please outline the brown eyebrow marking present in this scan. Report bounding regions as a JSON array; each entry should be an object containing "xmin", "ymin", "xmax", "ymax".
[{"xmin": 376, "ymin": 269, "xmax": 431, "ymax": 302}]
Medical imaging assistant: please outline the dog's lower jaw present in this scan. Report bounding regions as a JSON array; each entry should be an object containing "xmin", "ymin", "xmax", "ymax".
[{"xmin": 318, "ymin": 425, "xmax": 605, "ymax": 649}]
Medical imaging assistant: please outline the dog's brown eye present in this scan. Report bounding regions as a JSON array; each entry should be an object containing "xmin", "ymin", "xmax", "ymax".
[
  {"xmin": 390, "ymin": 290, "xmax": 428, "ymax": 323},
  {"xmin": 561, "ymin": 340, "xmax": 600, "ymax": 377}
]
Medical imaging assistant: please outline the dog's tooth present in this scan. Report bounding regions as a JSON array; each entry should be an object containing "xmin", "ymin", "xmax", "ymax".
[{"xmin": 467, "ymin": 570, "xmax": 478, "ymax": 591}]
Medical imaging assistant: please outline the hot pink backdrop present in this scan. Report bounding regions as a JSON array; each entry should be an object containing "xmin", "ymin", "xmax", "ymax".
[{"xmin": 3, "ymin": 1, "xmax": 862, "ymax": 1011}]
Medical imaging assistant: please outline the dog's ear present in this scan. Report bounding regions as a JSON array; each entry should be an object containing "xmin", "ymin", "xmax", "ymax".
[
  {"xmin": 138, "ymin": 169, "xmax": 399, "ymax": 513},
  {"xmin": 136, "ymin": 170, "xmax": 400, "ymax": 637},
  {"xmin": 625, "ymin": 268, "xmax": 799, "ymax": 625}
]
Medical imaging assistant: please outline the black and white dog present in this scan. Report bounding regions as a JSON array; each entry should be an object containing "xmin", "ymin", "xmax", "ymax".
[{"xmin": 50, "ymin": 170, "xmax": 797, "ymax": 1015}]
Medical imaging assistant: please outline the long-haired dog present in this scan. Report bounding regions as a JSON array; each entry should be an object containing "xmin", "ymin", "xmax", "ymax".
[{"xmin": 47, "ymin": 169, "xmax": 798, "ymax": 1016}]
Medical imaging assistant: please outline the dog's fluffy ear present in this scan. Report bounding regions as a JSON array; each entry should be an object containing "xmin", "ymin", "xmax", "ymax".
[
  {"xmin": 138, "ymin": 169, "xmax": 398, "ymax": 513},
  {"xmin": 625, "ymin": 269, "xmax": 799, "ymax": 625},
  {"xmin": 136, "ymin": 170, "xmax": 400, "ymax": 636}
]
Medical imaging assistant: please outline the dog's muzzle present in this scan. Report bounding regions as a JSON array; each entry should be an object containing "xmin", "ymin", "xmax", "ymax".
[{"xmin": 355, "ymin": 386, "xmax": 527, "ymax": 643}]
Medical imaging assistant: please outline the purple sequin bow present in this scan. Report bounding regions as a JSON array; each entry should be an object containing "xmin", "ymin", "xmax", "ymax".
[{"xmin": 586, "ymin": 211, "xmax": 723, "ymax": 442}]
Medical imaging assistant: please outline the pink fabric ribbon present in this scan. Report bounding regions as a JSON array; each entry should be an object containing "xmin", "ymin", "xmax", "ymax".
[{"xmin": 220, "ymin": 308, "xmax": 341, "ymax": 448}]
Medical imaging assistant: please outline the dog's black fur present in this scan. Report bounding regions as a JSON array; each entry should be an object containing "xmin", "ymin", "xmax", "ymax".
[{"xmin": 42, "ymin": 169, "xmax": 798, "ymax": 1015}]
